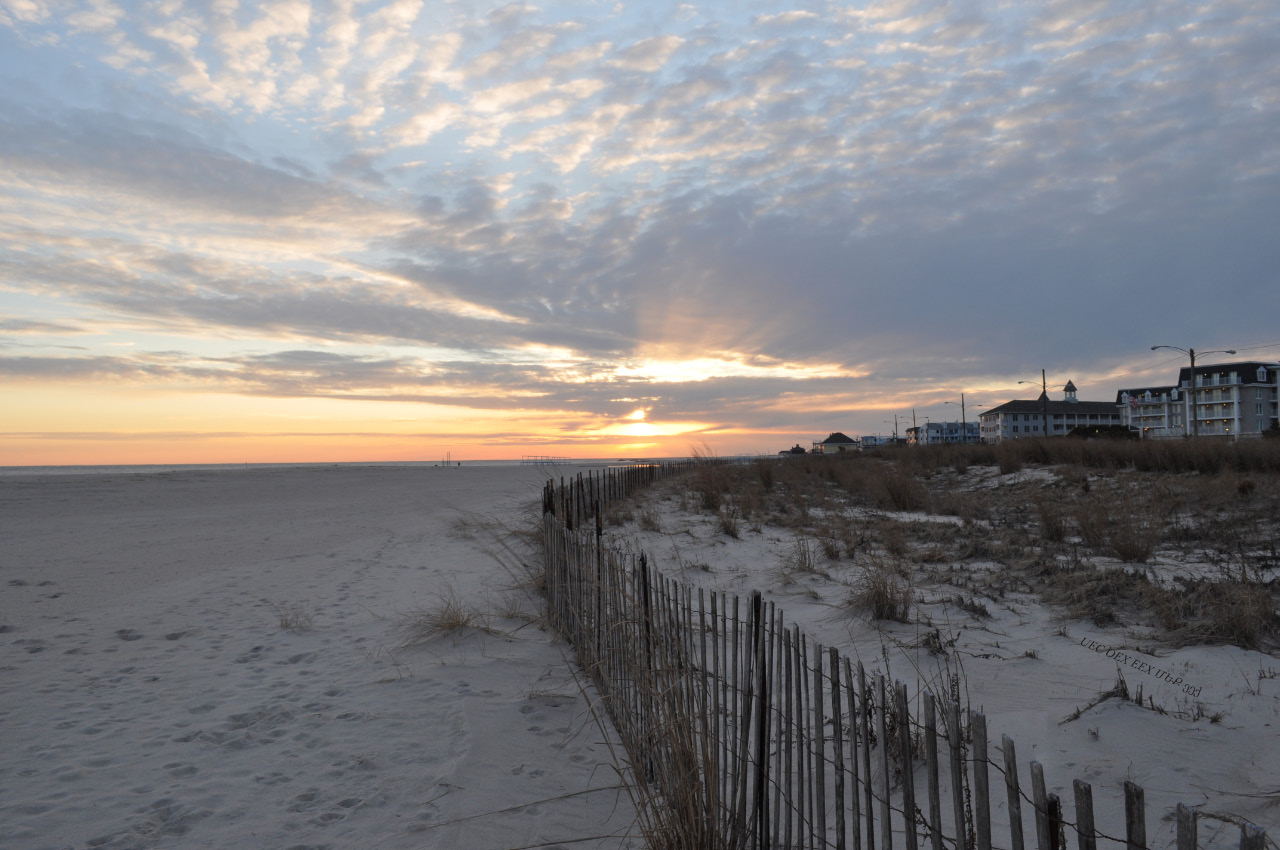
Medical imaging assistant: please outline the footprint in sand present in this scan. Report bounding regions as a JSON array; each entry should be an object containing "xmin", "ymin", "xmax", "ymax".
[{"xmin": 287, "ymin": 789, "xmax": 320, "ymax": 812}]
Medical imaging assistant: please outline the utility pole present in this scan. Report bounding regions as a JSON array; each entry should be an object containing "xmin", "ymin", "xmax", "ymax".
[
  {"xmin": 946, "ymin": 393, "xmax": 975, "ymax": 443},
  {"xmin": 1018, "ymin": 371, "xmax": 1050, "ymax": 437},
  {"xmin": 1040, "ymin": 369, "xmax": 1048, "ymax": 437},
  {"xmin": 1152, "ymin": 346, "xmax": 1237, "ymax": 437}
]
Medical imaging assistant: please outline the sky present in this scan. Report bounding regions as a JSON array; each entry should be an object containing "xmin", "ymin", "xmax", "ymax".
[{"xmin": 2, "ymin": 0, "xmax": 1279, "ymax": 465}]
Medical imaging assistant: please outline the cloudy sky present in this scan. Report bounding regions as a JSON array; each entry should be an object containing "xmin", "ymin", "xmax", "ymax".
[{"xmin": 2, "ymin": 0, "xmax": 1278, "ymax": 463}]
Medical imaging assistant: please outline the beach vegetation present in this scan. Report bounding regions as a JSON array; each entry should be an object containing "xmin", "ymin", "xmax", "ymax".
[
  {"xmin": 849, "ymin": 554, "xmax": 913, "ymax": 622},
  {"xmin": 397, "ymin": 588, "xmax": 498, "ymax": 646},
  {"xmin": 269, "ymin": 600, "xmax": 316, "ymax": 632},
  {"xmin": 613, "ymin": 440, "xmax": 1280, "ymax": 649}
]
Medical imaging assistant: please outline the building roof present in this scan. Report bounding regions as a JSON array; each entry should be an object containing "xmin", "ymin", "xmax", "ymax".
[
  {"xmin": 980, "ymin": 399, "xmax": 1121, "ymax": 417},
  {"xmin": 820, "ymin": 432, "xmax": 857, "ymax": 444},
  {"xmin": 1115, "ymin": 385, "xmax": 1179, "ymax": 403},
  {"xmin": 1174, "ymin": 361, "xmax": 1279, "ymax": 386}
]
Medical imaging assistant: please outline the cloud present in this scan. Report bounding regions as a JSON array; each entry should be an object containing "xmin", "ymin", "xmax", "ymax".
[
  {"xmin": 608, "ymin": 35, "xmax": 684, "ymax": 73},
  {"xmin": 2, "ymin": 0, "xmax": 1279, "ymax": 447}
]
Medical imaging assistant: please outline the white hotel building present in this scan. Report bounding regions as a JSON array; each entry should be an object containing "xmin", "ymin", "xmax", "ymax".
[
  {"xmin": 979, "ymin": 381, "xmax": 1124, "ymax": 443},
  {"xmin": 1117, "ymin": 361, "xmax": 1280, "ymax": 438}
]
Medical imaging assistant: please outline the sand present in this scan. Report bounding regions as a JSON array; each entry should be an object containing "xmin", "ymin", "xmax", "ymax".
[
  {"xmin": 3, "ymin": 462, "xmax": 1275, "ymax": 850},
  {"xmin": 0, "ymin": 464, "xmax": 639, "ymax": 850}
]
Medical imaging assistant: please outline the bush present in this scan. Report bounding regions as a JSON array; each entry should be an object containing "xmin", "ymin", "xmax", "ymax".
[
  {"xmin": 996, "ymin": 444, "xmax": 1023, "ymax": 474},
  {"xmin": 850, "ymin": 556, "xmax": 913, "ymax": 622}
]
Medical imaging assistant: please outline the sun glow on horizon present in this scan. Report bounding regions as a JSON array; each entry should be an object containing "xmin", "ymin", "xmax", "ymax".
[{"xmin": 614, "ymin": 356, "xmax": 862, "ymax": 384}]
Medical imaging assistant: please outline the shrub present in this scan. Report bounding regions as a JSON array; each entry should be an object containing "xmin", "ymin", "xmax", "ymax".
[
  {"xmin": 996, "ymin": 444, "xmax": 1023, "ymax": 474},
  {"xmin": 717, "ymin": 505, "xmax": 741, "ymax": 539},
  {"xmin": 1034, "ymin": 496, "xmax": 1066, "ymax": 543},
  {"xmin": 849, "ymin": 555, "xmax": 913, "ymax": 622},
  {"xmin": 875, "ymin": 469, "xmax": 930, "ymax": 512}
]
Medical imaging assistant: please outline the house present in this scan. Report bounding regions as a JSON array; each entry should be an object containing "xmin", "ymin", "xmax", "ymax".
[
  {"xmin": 813, "ymin": 432, "xmax": 859, "ymax": 453},
  {"xmin": 1117, "ymin": 361, "xmax": 1280, "ymax": 438},
  {"xmin": 906, "ymin": 421, "xmax": 981, "ymax": 446},
  {"xmin": 979, "ymin": 381, "xmax": 1123, "ymax": 443}
]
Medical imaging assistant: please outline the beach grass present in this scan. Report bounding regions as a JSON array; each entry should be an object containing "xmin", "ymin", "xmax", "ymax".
[{"xmin": 649, "ymin": 441, "xmax": 1280, "ymax": 649}]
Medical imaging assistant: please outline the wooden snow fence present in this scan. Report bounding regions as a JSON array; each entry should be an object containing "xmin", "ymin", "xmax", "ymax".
[{"xmin": 539, "ymin": 467, "xmax": 1269, "ymax": 850}]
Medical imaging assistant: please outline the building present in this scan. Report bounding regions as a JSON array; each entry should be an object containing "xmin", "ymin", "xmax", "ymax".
[
  {"xmin": 905, "ymin": 421, "xmax": 981, "ymax": 445},
  {"xmin": 813, "ymin": 432, "xmax": 859, "ymax": 453},
  {"xmin": 979, "ymin": 381, "xmax": 1123, "ymax": 443},
  {"xmin": 1117, "ymin": 361, "xmax": 1280, "ymax": 438}
]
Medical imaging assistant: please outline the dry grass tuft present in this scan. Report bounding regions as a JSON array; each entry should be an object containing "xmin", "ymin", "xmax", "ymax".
[
  {"xmin": 849, "ymin": 555, "xmax": 913, "ymax": 622},
  {"xmin": 717, "ymin": 504, "xmax": 741, "ymax": 539},
  {"xmin": 270, "ymin": 600, "xmax": 316, "ymax": 632},
  {"xmin": 398, "ymin": 589, "xmax": 497, "ymax": 646},
  {"xmin": 784, "ymin": 534, "xmax": 821, "ymax": 575}
]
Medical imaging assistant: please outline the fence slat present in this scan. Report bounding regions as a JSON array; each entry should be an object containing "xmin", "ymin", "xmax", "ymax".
[
  {"xmin": 1073, "ymin": 780, "xmax": 1096, "ymax": 850},
  {"xmin": 897, "ymin": 681, "xmax": 918, "ymax": 850},
  {"xmin": 773, "ymin": 610, "xmax": 786, "ymax": 850},
  {"xmin": 1003, "ymin": 736, "xmax": 1025, "ymax": 850},
  {"xmin": 878, "ymin": 674, "xmax": 892, "ymax": 850},
  {"xmin": 1175, "ymin": 803, "xmax": 1196, "ymax": 850},
  {"xmin": 1032, "ymin": 762, "xmax": 1051, "ymax": 850},
  {"xmin": 832, "ymin": 647, "xmax": 848, "ymax": 850},
  {"xmin": 815, "ymin": 643, "xmax": 828, "ymax": 849},
  {"xmin": 948, "ymin": 699, "xmax": 968, "ymax": 850},
  {"xmin": 925, "ymin": 693, "xmax": 943, "ymax": 850},
  {"xmin": 1124, "ymin": 781, "xmax": 1145, "ymax": 850},
  {"xmin": 1048, "ymin": 793, "xmax": 1063, "ymax": 850},
  {"xmin": 973, "ymin": 712, "xmax": 991, "ymax": 850},
  {"xmin": 844, "ymin": 657, "xmax": 862, "ymax": 850},
  {"xmin": 861, "ymin": 662, "xmax": 875, "ymax": 850}
]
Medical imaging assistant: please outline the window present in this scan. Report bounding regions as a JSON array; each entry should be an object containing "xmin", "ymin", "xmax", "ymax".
[
  {"xmin": 1258, "ymin": 388, "xmax": 1265, "ymax": 400},
  {"xmin": 1013, "ymin": 426, "xmax": 1019, "ymax": 433},
  {"xmin": 1259, "ymin": 366, "xmax": 1269, "ymax": 382}
]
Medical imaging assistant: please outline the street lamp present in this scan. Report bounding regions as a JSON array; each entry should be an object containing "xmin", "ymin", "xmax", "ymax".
[
  {"xmin": 1151, "ymin": 345, "xmax": 1237, "ymax": 437},
  {"xmin": 1018, "ymin": 369, "xmax": 1049, "ymax": 437}
]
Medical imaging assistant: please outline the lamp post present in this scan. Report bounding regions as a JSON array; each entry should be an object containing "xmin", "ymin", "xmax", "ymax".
[
  {"xmin": 1150, "ymin": 345, "xmax": 1237, "ymax": 437},
  {"xmin": 1018, "ymin": 369, "xmax": 1049, "ymax": 438}
]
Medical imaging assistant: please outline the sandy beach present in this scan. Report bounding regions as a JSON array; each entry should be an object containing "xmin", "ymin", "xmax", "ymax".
[
  {"xmin": 0, "ymin": 464, "xmax": 639, "ymax": 850},
  {"xmin": 4, "ymin": 460, "xmax": 1276, "ymax": 850}
]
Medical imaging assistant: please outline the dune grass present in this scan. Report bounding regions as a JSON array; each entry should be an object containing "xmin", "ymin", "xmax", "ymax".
[{"xmin": 659, "ymin": 441, "xmax": 1279, "ymax": 649}]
